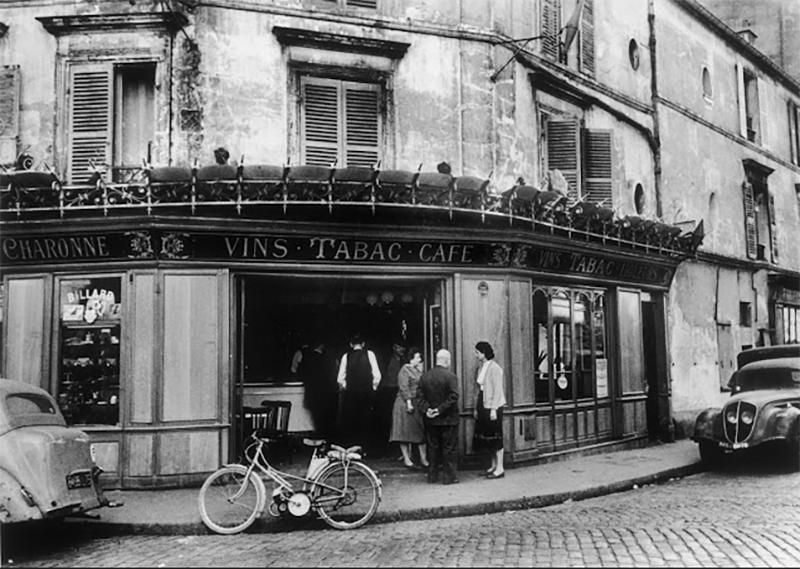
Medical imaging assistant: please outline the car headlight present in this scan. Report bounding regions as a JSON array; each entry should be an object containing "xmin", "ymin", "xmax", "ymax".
[
  {"xmin": 726, "ymin": 411, "xmax": 737, "ymax": 424},
  {"xmin": 740, "ymin": 409, "xmax": 754, "ymax": 425}
]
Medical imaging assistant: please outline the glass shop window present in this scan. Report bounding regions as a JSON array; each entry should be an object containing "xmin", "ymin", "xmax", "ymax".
[
  {"xmin": 58, "ymin": 277, "xmax": 122, "ymax": 426},
  {"xmin": 533, "ymin": 286, "xmax": 608, "ymax": 404},
  {"xmin": 783, "ymin": 305, "xmax": 799, "ymax": 344}
]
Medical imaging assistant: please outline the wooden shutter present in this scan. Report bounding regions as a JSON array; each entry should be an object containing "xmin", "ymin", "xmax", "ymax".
[
  {"xmin": 789, "ymin": 101, "xmax": 799, "ymax": 166},
  {"xmin": 541, "ymin": 0, "xmax": 561, "ymax": 61},
  {"xmin": 742, "ymin": 181, "xmax": 757, "ymax": 260},
  {"xmin": 758, "ymin": 78, "xmax": 769, "ymax": 148},
  {"xmin": 736, "ymin": 64, "xmax": 747, "ymax": 138},
  {"xmin": 582, "ymin": 129, "xmax": 612, "ymax": 205},
  {"xmin": 301, "ymin": 77, "xmax": 340, "ymax": 166},
  {"xmin": 580, "ymin": 0, "xmax": 595, "ymax": 76},
  {"xmin": 0, "ymin": 65, "xmax": 20, "ymax": 165},
  {"xmin": 344, "ymin": 83, "xmax": 380, "ymax": 168},
  {"xmin": 795, "ymin": 104, "xmax": 800, "ymax": 166},
  {"xmin": 68, "ymin": 63, "xmax": 112, "ymax": 183},
  {"xmin": 546, "ymin": 118, "xmax": 580, "ymax": 203},
  {"xmin": 301, "ymin": 77, "xmax": 382, "ymax": 168},
  {"xmin": 768, "ymin": 190, "xmax": 778, "ymax": 263}
]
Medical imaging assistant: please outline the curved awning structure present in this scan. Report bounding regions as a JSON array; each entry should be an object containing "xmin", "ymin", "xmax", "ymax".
[{"xmin": 0, "ymin": 163, "xmax": 703, "ymax": 262}]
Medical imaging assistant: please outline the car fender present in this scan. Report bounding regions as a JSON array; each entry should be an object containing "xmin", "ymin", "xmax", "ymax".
[
  {"xmin": 0, "ymin": 468, "xmax": 44, "ymax": 523},
  {"xmin": 754, "ymin": 404, "xmax": 800, "ymax": 443},
  {"xmin": 692, "ymin": 408, "xmax": 721, "ymax": 441}
]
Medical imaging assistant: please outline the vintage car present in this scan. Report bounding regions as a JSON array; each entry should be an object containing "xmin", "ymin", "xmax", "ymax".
[
  {"xmin": 0, "ymin": 379, "xmax": 108, "ymax": 523},
  {"xmin": 692, "ymin": 345, "xmax": 800, "ymax": 470}
]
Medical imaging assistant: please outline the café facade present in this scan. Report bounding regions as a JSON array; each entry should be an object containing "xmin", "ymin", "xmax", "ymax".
[{"xmin": 0, "ymin": 170, "xmax": 699, "ymax": 488}]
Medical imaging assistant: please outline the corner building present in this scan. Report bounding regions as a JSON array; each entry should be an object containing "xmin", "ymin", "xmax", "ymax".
[{"xmin": 1, "ymin": 0, "xmax": 790, "ymax": 488}]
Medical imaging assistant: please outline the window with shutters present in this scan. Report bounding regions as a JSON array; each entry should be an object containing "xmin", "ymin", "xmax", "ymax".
[
  {"xmin": 789, "ymin": 100, "xmax": 800, "ymax": 166},
  {"xmin": 541, "ymin": 0, "xmax": 561, "ymax": 62},
  {"xmin": 543, "ymin": 114, "xmax": 612, "ymax": 205},
  {"xmin": 67, "ymin": 62, "xmax": 155, "ymax": 183},
  {"xmin": 742, "ymin": 178, "xmax": 777, "ymax": 263},
  {"xmin": 300, "ymin": 76, "xmax": 382, "ymax": 168},
  {"xmin": 736, "ymin": 66, "xmax": 761, "ymax": 144},
  {"xmin": 541, "ymin": 0, "xmax": 595, "ymax": 76}
]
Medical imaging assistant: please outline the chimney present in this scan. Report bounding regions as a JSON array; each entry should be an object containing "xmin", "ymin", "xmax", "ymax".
[{"xmin": 737, "ymin": 29, "xmax": 757, "ymax": 46}]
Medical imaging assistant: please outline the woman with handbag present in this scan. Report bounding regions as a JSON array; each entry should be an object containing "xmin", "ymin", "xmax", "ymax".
[{"xmin": 472, "ymin": 341, "xmax": 506, "ymax": 479}]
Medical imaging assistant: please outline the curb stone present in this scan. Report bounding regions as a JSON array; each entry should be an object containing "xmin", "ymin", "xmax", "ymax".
[{"xmin": 61, "ymin": 462, "xmax": 705, "ymax": 537}]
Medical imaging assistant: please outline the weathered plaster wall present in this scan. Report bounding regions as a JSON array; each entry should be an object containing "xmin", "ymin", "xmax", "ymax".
[
  {"xmin": 584, "ymin": 108, "xmax": 656, "ymax": 216},
  {"xmin": 0, "ymin": 5, "xmax": 58, "ymax": 169},
  {"xmin": 598, "ymin": 0, "xmax": 652, "ymax": 105},
  {"xmin": 656, "ymin": 2, "xmax": 741, "ymax": 135},
  {"xmin": 696, "ymin": 0, "xmax": 800, "ymax": 81},
  {"xmin": 187, "ymin": 8, "xmax": 288, "ymax": 165},
  {"xmin": 656, "ymin": 0, "xmax": 800, "ymax": 439},
  {"xmin": 1, "ymin": 1, "xmax": 189, "ymax": 172}
]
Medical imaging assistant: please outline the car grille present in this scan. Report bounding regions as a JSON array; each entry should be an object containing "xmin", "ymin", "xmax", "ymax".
[{"xmin": 723, "ymin": 401, "xmax": 757, "ymax": 443}]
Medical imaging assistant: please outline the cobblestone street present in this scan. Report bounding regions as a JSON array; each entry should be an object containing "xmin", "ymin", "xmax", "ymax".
[{"xmin": 5, "ymin": 461, "xmax": 800, "ymax": 568}]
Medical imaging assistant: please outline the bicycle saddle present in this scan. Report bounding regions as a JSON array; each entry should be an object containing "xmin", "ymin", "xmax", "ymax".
[{"xmin": 302, "ymin": 438, "xmax": 326, "ymax": 447}]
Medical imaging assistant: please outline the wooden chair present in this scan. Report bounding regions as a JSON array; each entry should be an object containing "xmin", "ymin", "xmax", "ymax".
[{"xmin": 244, "ymin": 400, "xmax": 294, "ymax": 463}]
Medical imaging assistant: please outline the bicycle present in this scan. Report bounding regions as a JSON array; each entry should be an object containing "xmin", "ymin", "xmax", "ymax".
[{"xmin": 198, "ymin": 432, "xmax": 382, "ymax": 534}]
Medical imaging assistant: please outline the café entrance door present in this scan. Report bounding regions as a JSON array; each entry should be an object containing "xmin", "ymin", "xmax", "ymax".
[{"xmin": 233, "ymin": 273, "xmax": 446, "ymax": 459}]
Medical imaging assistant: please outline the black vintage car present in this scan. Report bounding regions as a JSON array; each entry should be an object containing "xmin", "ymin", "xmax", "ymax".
[{"xmin": 692, "ymin": 345, "xmax": 800, "ymax": 470}]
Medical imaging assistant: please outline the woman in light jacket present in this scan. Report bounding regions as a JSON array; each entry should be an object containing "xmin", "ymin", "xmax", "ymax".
[{"xmin": 472, "ymin": 341, "xmax": 507, "ymax": 479}]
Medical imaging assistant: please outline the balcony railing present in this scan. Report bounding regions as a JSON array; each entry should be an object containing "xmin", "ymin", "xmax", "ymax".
[{"xmin": 0, "ymin": 165, "xmax": 704, "ymax": 257}]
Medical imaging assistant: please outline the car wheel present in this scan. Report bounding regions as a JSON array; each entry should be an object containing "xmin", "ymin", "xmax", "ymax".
[
  {"xmin": 789, "ymin": 440, "xmax": 800, "ymax": 473},
  {"xmin": 698, "ymin": 441, "xmax": 725, "ymax": 469}
]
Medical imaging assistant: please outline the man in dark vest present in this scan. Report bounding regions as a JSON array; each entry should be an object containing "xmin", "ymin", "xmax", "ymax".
[
  {"xmin": 416, "ymin": 348, "xmax": 460, "ymax": 485},
  {"xmin": 337, "ymin": 333, "xmax": 382, "ymax": 448}
]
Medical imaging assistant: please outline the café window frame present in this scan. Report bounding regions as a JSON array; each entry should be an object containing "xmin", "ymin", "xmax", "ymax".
[
  {"xmin": 56, "ymin": 274, "xmax": 124, "ymax": 426},
  {"xmin": 533, "ymin": 285, "xmax": 609, "ymax": 405}
]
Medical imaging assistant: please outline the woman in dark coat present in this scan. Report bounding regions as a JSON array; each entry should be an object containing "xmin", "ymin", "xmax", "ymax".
[{"xmin": 389, "ymin": 347, "xmax": 429, "ymax": 469}]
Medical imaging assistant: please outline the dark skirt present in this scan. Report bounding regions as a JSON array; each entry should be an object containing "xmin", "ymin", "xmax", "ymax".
[{"xmin": 473, "ymin": 391, "xmax": 504, "ymax": 452}]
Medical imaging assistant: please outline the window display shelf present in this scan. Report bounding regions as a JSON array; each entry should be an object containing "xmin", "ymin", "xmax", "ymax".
[{"xmin": 59, "ymin": 324, "xmax": 120, "ymax": 426}]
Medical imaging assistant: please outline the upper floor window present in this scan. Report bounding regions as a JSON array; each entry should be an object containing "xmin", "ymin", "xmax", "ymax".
[
  {"xmin": 300, "ymin": 76, "xmax": 382, "ymax": 168},
  {"xmin": 541, "ymin": 0, "xmax": 595, "ymax": 76},
  {"xmin": 702, "ymin": 67, "xmax": 713, "ymax": 101},
  {"xmin": 789, "ymin": 100, "xmax": 800, "ymax": 167},
  {"xmin": 736, "ymin": 65, "xmax": 768, "ymax": 146},
  {"xmin": 67, "ymin": 62, "xmax": 155, "ymax": 183},
  {"xmin": 543, "ymin": 114, "xmax": 612, "ymax": 205},
  {"xmin": 742, "ymin": 160, "xmax": 777, "ymax": 263}
]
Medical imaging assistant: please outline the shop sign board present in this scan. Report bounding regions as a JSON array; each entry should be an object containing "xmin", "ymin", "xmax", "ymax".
[{"xmin": 0, "ymin": 229, "xmax": 677, "ymax": 287}]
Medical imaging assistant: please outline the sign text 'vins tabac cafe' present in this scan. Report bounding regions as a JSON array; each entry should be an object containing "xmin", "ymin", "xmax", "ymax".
[{"xmin": 0, "ymin": 231, "xmax": 675, "ymax": 286}]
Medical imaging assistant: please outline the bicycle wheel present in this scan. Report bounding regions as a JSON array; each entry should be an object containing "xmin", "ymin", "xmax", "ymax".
[
  {"xmin": 198, "ymin": 464, "xmax": 265, "ymax": 534},
  {"xmin": 312, "ymin": 462, "xmax": 380, "ymax": 530}
]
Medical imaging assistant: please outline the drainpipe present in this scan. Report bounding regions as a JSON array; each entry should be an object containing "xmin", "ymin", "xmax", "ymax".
[{"xmin": 648, "ymin": 0, "xmax": 663, "ymax": 219}]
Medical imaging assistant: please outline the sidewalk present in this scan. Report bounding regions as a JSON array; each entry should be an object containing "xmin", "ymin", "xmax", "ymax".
[{"xmin": 71, "ymin": 440, "xmax": 704, "ymax": 536}]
